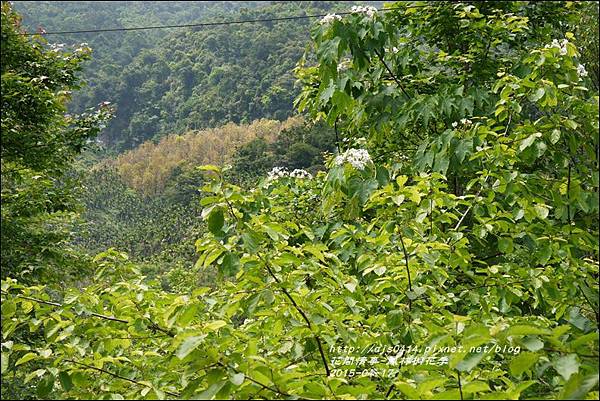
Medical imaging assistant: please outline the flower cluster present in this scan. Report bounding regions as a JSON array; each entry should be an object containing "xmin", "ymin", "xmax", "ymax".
[
  {"xmin": 384, "ymin": 46, "xmax": 400, "ymax": 55},
  {"xmin": 290, "ymin": 169, "xmax": 312, "ymax": 179},
  {"xmin": 351, "ymin": 5, "xmax": 378, "ymax": 17},
  {"xmin": 320, "ymin": 13, "xmax": 343, "ymax": 25},
  {"xmin": 74, "ymin": 42, "xmax": 90, "ymax": 53},
  {"xmin": 266, "ymin": 167, "xmax": 312, "ymax": 181},
  {"xmin": 452, "ymin": 118, "xmax": 473, "ymax": 129},
  {"xmin": 49, "ymin": 43, "xmax": 66, "ymax": 52},
  {"xmin": 545, "ymin": 38, "xmax": 568, "ymax": 56},
  {"xmin": 267, "ymin": 167, "xmax": 288, "ymax": 181},
  {"xmin": 577, "ymin": 63, "xmax": 588, "ymax": 78},
  {"xmin": 337, "ymin": 58, "xmax": 352, "ymax": 72},
  {"xmin": 334, "ymin": 148, "xmax": 372, "ymax": 170}
]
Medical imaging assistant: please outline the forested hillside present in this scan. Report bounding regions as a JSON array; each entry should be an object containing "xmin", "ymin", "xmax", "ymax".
[
  {"xmin": 1, "ymin": 1, "xmax": 599, "ymax": 400},
  {"xmin": 13, "ymin": 1, "xmax": 347, "ymax": 150},
  {"xmin": 74, "ymin": 118, "xmax": 334, "ymax": 266},
  {"xmin": 71, "ymin": 118, "xmax": 336, "ymax": 294},
  {"xmin": 110, "ymin": 118, "xmax": 304, "ymax": 195}
]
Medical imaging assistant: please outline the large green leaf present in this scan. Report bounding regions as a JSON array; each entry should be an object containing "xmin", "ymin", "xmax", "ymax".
[
  {"xmin": 176, "ymin": 335, "xmax": 206, "ymax": 359},
  {"xmin": 509, "ymin": 352, "xmax": 539, "ymax": 377},
  {"xmin": 207, "ymin": 208, "xmax": 225, "ymax": 235},
  {"xmin": 553, "ymin": 354, "xmax": 580, "ymax": 381}
]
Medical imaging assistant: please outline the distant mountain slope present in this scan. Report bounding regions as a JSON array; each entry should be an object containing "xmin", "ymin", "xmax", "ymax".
[
  {"xmin": 76, "ymin": 117, "xmax": 335, "ymax": 266},
  {"xmin": 14, "ymin": 1, "xmax": 350, "ymax": 150},
  {"xmin": 109, "ymin": 117, "xmax": 304, "ymax": 196}
]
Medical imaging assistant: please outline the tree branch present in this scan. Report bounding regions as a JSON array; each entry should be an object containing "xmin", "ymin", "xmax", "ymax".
[
  {"xmin": 577, "ymin": 282, "xmax": 599, "ymax": 328},
  {"xmin": 396, "ymin": 229, "xmax": 412, "ymax": 311},
  {"xmin": 66, "ymin": 359, "xmax": 180, "ymax": 397},
  {"xmin": 457, "ymin": 370, "xmax": 464, "ymax": 400},
  {"xmin": 1, "ymin": 291, "xmax": 129, "ymax": 323},
  {"xmin": 260, "ymin": 255, "xmax": 331, "ymax": 376},
  {"xmin": 454, "ymin": 175, "xmax": 489, "ymax": 231},
  {"xmin": 373, "ymin": 48, "xmax": 411, "ymax": 99},
  {"xmin": 217, "ymin": 361, "xmax": 290, "ymax": 397},
  {"xmin": 334, "ymin": 117, "xmax": 341, "ymax": 153}
]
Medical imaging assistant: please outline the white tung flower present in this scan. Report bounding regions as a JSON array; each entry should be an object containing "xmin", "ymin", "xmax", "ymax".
[
  {"xmin": 267, "ymin": 166, "xmax": 288, "ymax": 181},
  {"xmin": 290, "ymin": 169, "xmax": 312, "ymax": 179},
  {"xmin": 49, "ymin": 43, "xmax": 66, "ymax": 52},
  {"xmin": 334, "ymin": 148, "xmax": 372, "ymax": 170},
  {"xmin": 452, "ymin": 119, "xmax": 473, "ymax": 129},
  {"xmin": 266, "ymin": 167, "xmax": 312, "ymax": 181},
  {"xmin": 320, "ymin": 13, "xmax": 343, "ymax": 25},
  {"xmin": 577, "ymin": 63, "xmax": 588, "ymax": 78},
  {"xmin": 334, "ymin": 155, "xmax": 345, "ymax": 165},
  {"xmin": 337, "ymin": 58, "xmax": 352, "ymax": 72},
  {"xmin": 351, "ymin": 5, "xmax": 378, "ymax": 18},
  {"xmin": 546, "ymin": 38, "xmax": 569, "ymax": 56}
]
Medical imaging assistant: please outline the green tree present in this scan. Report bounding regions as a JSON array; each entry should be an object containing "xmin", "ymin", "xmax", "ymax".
[
  {"xmin": 1, "ymin": 2, "xmax": 597, "ymax": 400},
  {"xmin": 1, "ymin": 2, "xmax": 111, "ymax": 280},
  {"xmin": 230, "ymin": 120, "xmax": 337, "ymax": 182},
  {"xmin": 14, "ymin": 1, "xmax": 357, "ymax": 151}
]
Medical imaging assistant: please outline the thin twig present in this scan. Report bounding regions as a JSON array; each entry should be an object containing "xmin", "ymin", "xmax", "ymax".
[
  {"xmin": 577, "ymin": 282, "xmax": 599, "ymax": 328},
  {"xmin": 373, "ymin": 48, "xmax": 411, "ymax": 99},
  {"xmin": 91, "ymin": 335, "xmax": 170, "ymax": 341},
  {"xmin": 334, "ymin": 117, "xmax": 341, "ymax": 153},
  {"xmin": 504, "ymin": 113, "xmax": 512, "ymax": 136},
  {"xmin": 131, "ymin": 300, "xmax": 175, "ymax": 337},
  {"xmin": 454, "ymin": 175, "xmax": 489, "ymax": 231},
  {"xmin": 385, "ymin": 348, "xmax": 406, "ymax": 399},
  {"xmin": 217, "ymin": 362, "xmax": 290, "ymax": 397},
  {"xmin": 213, "ymin": 184, "xmax": 330, "ymax": 377},
  {"xmin": 1, "ymin": 291, "xmax": 129, "ymax": 324},
  {"xmin": 261, "ymin": 255, "xmax": 331, "ymax": 376},
  {"xmin": 461, "ymin": 280, "xmax": 526, "ymax": 291},
  {"xmin": 567, "ymin": 162, "xmax": 572, "ymax": 226},
  {"xmin": 398, "ymin": 232, "xmax": 412, "ymax": 290},
  {"xmin": 542, "ymin": 348, "xmax": 599, "ymax": 359},
  {"xmin": 429, "ymin": 184, "xmax": 434, "ymax": 235},
  {"xmin": 66, "ymin": 359, "xmax": 180, "ymax": 397},
  {"xmin": 224, "ymin": 197, "xmax": 238, "ymax": 224}
]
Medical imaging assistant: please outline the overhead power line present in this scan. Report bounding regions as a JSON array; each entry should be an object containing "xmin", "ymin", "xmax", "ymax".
[{"xmin": 20, "ymin": 6, "xmax": 406, "ymax": 36}]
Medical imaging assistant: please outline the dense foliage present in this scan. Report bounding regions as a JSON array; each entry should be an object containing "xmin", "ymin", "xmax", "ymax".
[
  {"xmin": 1, "ymin": 2, "xmax": 111, "ymax": 281},
  {"xmin": 73, "ymin": 118, "xmax": 334, "ymax": 266},
  {"xmin": 1, "ymin": 1, "xmax": 598, "ymax": 400},
  {"xmin": 52, "ymin": 116, "xmax": 335, "ymax": 302},
  {"xmin": 109, "ymin": 118, "xmax": 304, "ymax": 196},
  {"xmin": 14, "ymin": 1, "xmax": 348, "ymax": 151}
]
